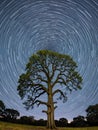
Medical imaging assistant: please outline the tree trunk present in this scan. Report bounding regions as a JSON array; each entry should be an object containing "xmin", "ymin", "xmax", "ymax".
[
  {"xmin": 47, "ymin": 89, "xmax": 56, "ymax": 129},
  {"xmin": 47, "ymin": 106, "xmax": 51, "ymax": 128},
  {"xmin": 50, "ymin": 104, "xmax": 56, "ymax": 129}
]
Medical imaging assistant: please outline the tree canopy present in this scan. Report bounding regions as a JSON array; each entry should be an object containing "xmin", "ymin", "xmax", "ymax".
[
  {"xmin": 17, "ymin": 50, "xmax": 82, "ymax": 129},
  {"xmin": 4, "ymin": 108, "xmax": 20, "ymax": 120},
  {"xmin": 0, "ymin": 100, "xmax": 5, "ymax": 116},
  {"xmin": 86, "ymin": 104, "xmax": 98, "ymax": 126},
  {"xmin": 0, "ymin": 100, "xmax": 20, "ymax": 121}
]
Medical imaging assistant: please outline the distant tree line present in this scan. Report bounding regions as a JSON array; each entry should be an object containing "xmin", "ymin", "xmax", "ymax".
[
  {"xmin": 69, "ymin": 104, "xmax": 98, "ymax": 127},
  {"xmin": 0, "ymin": 100, "xmax": 20, "ymax": 122},
  {"xmin": 0, "ymin": 100, "xmax": 98, "ymax": 127}
]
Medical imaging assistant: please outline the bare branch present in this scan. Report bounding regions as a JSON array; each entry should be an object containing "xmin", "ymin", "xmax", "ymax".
[
  {"xmin": 35, "ymin": 100, "xmax": 50, "ymax": 107},
  {"xmin": 37, "ymin": 75, "xmax": 48, "ymax": 83},
  {"xmin": 32, "ymin": 83, "xmax": 48, "ymax": 94},
  {"xmin": 53, "ymin": 89, "xmax": 67, "ymax": 103},
  {"xmin": 50, "ymin": 64, "xmax": 57, "ymax": 80},
  {"xmin": 53, "ymin": 89, "xmax": 64, "ymax": 96},
  {"xmin": 51, "ymin": 73, "xmax": 61, "ymax": 87},
  {"xmin": 42, "ymin": 110, "xmax": 49, "ymax": 114},
  {"xmin": 53, "ymin": 101, "xmax": 57, "ymax": 104},
  {"xmin": 33, "ymin": 91, "xmax": 46, "ymax": 101},
  {"xmin": 39, "ymin": 61, "xmax": 50, "ymax": 80}
]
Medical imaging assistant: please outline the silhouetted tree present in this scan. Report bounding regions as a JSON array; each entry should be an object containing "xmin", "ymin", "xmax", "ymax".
[
  {"xmin": 29, "ymin": 116, "xmax": 35, "ymax": 121},
  {"xmin": 59, "ymin": 117, "xmax": 68, "ymax": 127},
  {"xmin": 70, "ymin": 115, "xmax": 87, "ymax": 127},
  {"xmin": 4, "ymin": 108, "xmax": 20, "ymax": 120},
  {"xmin": 20, "ymin": 116, "xmax": 34, "ymax": 125},
  {"xmin": 35, "ymin": 119, "xmax": 47, "ymax": 126},
  {"xmin": 17, "ymin": 50, "xmax": 82, "ymax": 129},
  {"xmin": 86, "ymin": 104, "xmax": 98, "ymax": 126},
  {"xmin": 0, "ymin": 100, "xmax": 5, "ymax": 117}
]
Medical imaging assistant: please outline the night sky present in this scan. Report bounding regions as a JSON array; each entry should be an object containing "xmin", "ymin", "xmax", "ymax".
[{"xmin": 0, "ymin": 0, "xmax": 98, "ymax": 122}]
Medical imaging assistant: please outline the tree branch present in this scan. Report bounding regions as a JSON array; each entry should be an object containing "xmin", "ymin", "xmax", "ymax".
[
  {"xmin": 53, "ymin": 89, "xmax": 67, "ymax": 102},
  {"xmin": 54, "ymin": 106, "xmax": 58, "ymax": 110},
  {"xmin": 35, "ymin": 100, "xmax": 50, "ymax": 107},
  {"xmin": 42, "ymin": 110, "xmax": 49, "ymax": 114},
  {"xmin": 51, "ymin": 73, "xmax": 61, "ymax": 88},
  {"xmin": 37, "ymin": 75, "xmax": 48, "ymax": 83},
  {"xmin": 32, "ymin": 83, "xmax": 48, "ymax": 94},
  {"xmin": 53, "ymin": 89, "xmax": 64, "ymax": 96},
  {"xmin": 33, "ymin": 91, "xmax": 46, "ymax": 101},
  {"xmin": 50, "ymin": 64, "xmax": 57, "ymax": 80},
  {"xmin": 39, "ymin": 60, "xmax": 50, "ymax": 80}
]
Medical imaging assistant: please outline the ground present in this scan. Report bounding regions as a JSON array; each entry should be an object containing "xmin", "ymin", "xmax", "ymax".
[{"xmin": 0, "ymin": 121, "xmax": 98, "ymax": 130}]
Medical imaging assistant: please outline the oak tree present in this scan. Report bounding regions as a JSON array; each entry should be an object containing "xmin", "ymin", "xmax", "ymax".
[{"xmin": 17, "ymin": 50, "xmax": 82, "ymax": 129}]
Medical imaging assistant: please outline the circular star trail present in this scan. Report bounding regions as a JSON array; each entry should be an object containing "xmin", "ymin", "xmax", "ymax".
[{"xmin": 0, "ymin": 0, "xmax": 98, "ymax": 121}]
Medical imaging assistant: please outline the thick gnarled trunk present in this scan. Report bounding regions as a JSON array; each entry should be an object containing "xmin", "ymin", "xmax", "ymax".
[
  {"xmin": 47, "ymin": 106, "xmax": 56, "ymax": 129},
  {"xmin": 46, "ymin": 89, "xmax": 56, "ymax": 129}
]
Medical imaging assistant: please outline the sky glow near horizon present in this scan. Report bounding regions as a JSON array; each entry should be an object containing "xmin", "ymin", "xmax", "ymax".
[{"xmin": 0, "ymin": 0, "xmax": 98, "ymax": 121}]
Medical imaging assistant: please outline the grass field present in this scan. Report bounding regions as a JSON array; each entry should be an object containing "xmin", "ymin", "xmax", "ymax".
[{"xmin": 0, "ymin": 121, "xmax": 98, "ymax": 130}]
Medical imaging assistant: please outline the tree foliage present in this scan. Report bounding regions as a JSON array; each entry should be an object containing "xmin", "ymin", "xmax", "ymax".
[
  {"xmin": 59, "ymin": 117, "xmax": 68, "ymax": 126},
  {"xmin": 17, "ymin": 50, "xmax": 82, "ymax": 129},
  {"xmin": 86, "ymin": 104, "xmax": 98, "ymax": 126},
  {"xmin": 4, "ymin": 108, "xmax": 20, "ymax": 120},
  {"xmin": 0, "ymin": 100, "xmax": 20, "ymax": 122},
  {"xmin": 0, "ymin": 100, "xmax": 5, "ymax": 116},
  {"xmin": 70, "ymin": 115, "xmax": 87, "ymax": 127}
]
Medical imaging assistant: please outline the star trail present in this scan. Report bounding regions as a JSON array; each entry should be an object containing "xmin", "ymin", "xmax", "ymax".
[{"xmin": 0, "ymin": 0, "xmax": 98, "ymax": 121}]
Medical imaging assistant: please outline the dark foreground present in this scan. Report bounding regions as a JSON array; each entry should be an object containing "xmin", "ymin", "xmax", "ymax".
[{"xmin": 0, "ymin": 121, "xmax": 98, "ymax": 130}]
